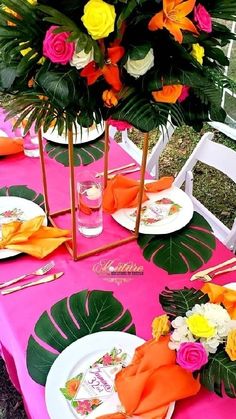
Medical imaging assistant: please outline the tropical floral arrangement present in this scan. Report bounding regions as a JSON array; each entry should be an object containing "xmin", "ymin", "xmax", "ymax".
[
  {"xmin": 0, "ymin": 0, "xmax": 236, "ymax": 134},
  {"xmin": 152, "ymin": 286, "xmax": 236, "ymax": 397}
]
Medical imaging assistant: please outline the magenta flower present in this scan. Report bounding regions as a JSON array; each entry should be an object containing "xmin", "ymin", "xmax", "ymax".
[
  {"xmin": 194, "ymin": 4, "xmax": 212, "ymax": 33},
  {"xmin": 178, "ymin": 86, "xmax": 190, "ymax": 103},
  {"xmin": 76, "ymin": 400, "xmax": 92, "ymax": 414},
  {"xmin": 43, "ymin": 26, "xmax": 75, "ymax": 65},
  {"xmin": 108, "ymin": 118, "xmax": 132, "ymax": 131},
  {"xmin": 102, "ymin": 354, "xmax": 113, "ymax": 365},
  {"xmin": 176, "ymin": 342, "xmax": 208, "ymax": 372}
]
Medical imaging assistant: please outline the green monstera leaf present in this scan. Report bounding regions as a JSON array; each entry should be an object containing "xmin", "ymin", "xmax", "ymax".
[
  {"xmin": 138, "ymin": 212, "xmax": 216, "ymax": 274},
  {"xmin": 45, "ymin": 138, "xmax": 105, "ymax": 167},
  {"xmin": 200, "ymin": 349, "xmax": 236, "ymax": 398},
  {"xmin": 27, "ymin": 290, "xmax": 136, "ymax": 385},
  {"xmin": 159, "ymin": 287, "xmax": 209, "ymax": 319},
  {"xmin": 0, "ymin": 185, "xmax": 44, "ymax": 208}
]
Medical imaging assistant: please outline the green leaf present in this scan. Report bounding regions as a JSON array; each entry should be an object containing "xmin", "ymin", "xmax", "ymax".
[
  {"xmin": 45, "ymin": 137, "xmax": 105, "ymax": 167},
  {"xmin": 200, "ymin": 349, "xmax": 236, "ymax": 398},
  {"xmin": 27, "ymin": 290, "xmax": 136, "ymax": 385},
  {"xmin": 128, "ymin": 43, "xmax": 151, "ymax": 60},
  {"xmin": 0, "ymin": 185, "xmax": 44, "ymax": 208},
  {"xmin": 138, "ymin": 212, "xmax": 216, "ymax": 274},
  {"xmin": 159, "ymin": 287, "xmax": 209, "ymax": 319}
]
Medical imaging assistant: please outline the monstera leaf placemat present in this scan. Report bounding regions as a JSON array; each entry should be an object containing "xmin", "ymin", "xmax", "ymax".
[
  {"xmin": 45, "ymin": 138, "xmax": 105, "ymax": 167},
  {"xmin": 0, "ymin": 185, "xmax": 44, "ymax": 208},
  {"xmin": 27, "ymin": 290, "xmax": 136, "ymax": 385},
  {"xmin": 138, "ymin": 212, "xmax": 216, "ymax": 274}
]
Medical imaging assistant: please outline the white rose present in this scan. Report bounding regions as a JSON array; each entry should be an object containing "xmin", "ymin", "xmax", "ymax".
[
  {"xmin": 124, "ymin": 48, "xmax": 154, "ymax": 79},
  {"xmin": 70, "ymin": 47, "xmax": 94, "ymax": 70}
]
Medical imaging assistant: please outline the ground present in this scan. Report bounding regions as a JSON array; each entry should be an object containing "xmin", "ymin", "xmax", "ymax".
[{"xmin": 0, "ymin": 123, "xmax": 236, "ymax": 418}]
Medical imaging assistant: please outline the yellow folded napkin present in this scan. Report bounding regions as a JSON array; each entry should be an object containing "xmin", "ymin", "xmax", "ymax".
[
  {"xmin": 0, "ymin": 216, "xmax": 70, "ymax": 258},
  {"xmin": 0, "ymin": 136, "xmax": 23, "ymax": 155},
  {"xmin": 103, "ymin": 175, "xmax": 174, "ymax": 214}
]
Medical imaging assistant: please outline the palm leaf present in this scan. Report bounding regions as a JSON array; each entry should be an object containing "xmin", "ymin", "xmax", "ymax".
[
  {"xmin": 45, "ymin": 137, "xmax": 105, "ymax": 167},
  {"xmin": 27, "ymin": 289, "xmax": 136, "ymax": 385},
  {"xmin": 208, "ymin": 0, "xmax": 236, "ymax": 20},
  {"xmin": 0, "ymin": 185, "xmax": 44, "ymax": 208},
  {"xmin": 159, "ymin": 287, "xmax": 209, "ymax": 319},
  {"xmin": 138, "ymin": 212, "xmax": 216, "ymax": 274},
  {"xmin": 200, "ymin": 349, "xmax": 236, "ymax": 398}
]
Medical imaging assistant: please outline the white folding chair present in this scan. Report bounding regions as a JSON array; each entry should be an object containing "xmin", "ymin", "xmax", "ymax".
[
  {"xmin": 209, "ymin": 22, "xmax": 236, "ymax": 141},
  {"xmin": 174, "ymin": 132, "xmax": 236, "ymax": 251},
  {"xmin": 109, "ymin": 119, "xmax": 175, "ymax": 178}
]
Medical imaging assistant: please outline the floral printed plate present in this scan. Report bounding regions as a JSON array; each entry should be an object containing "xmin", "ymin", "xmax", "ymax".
[
  {"xmin": 112, "ymin": 185, "xmax": 194, "ymax": 235},
  {"xmin": 43, "ymin": 121, "xmax": 104, "ymax": 145},
  {"xmin": 45, "ymin": 331, "xmax": 175, "ymax": 419},
  {"xmin": 0, "ymin": 196, "xmax": 47, "ymax": 259}
]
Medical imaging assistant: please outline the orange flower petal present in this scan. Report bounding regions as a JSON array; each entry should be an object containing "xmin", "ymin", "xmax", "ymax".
[
  {"xmin": 108, "ymin": 46, "xmax": 125, "ymax": 64},
  {"xmin": 178, "ymin": 16, "xmax": 198, "ymax": 34},
  {"xmin": 103, "ymin": 65, "xmax": 122, "ymax": 92},
  {"xmin": 175, "ymin": 0, "xmax": 196, "ymax": 17},
  {"xmin": 152, "ymin": 85, "xmax": 183, "ymax": 103},
  {"xmin": 148, "ymin": 11, "xmax": 164, "ymax": 31},
  {"xmin": 165, "ymin": 20, "xmax": 184, "ymax": 43},
  {"xmin": 81, "ymin": 61, "xmax": 103, "ymax": 85}
]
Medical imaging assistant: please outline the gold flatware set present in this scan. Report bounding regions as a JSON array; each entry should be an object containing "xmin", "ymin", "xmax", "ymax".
[
  {"xmin": 0, "ymin": 261, "xmax": 64, "ymax": 295},
  {"xmin": 190, "ymin": 257, "xmax": 236, "ymax": 282}
]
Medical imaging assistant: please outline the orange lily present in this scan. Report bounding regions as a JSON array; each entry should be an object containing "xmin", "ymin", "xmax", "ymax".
[
  {"xmin": 81, "ymin": 46, "xmax": 125, "ymax": 92},
  {"xmin": 148, "ymin": 0, "xmax": 198, "ymax": 44}
]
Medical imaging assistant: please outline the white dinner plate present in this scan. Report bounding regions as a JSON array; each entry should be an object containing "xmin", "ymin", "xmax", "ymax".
[
  {"xmin": 0, "ymin": 196, "xmax": 47, "ymax": 259},
  {"xmin": 112, "ymin": 185, "xmax": 194, "ymax": 235},
  {"xmin": 45, "ymin": 331, "xmax": 175, "ymax": 419},
  {"xmin": 43, "ymin": 122, "xmax": 104, "ymax": 145},
  {"xmin": 224, "ymin": 282, "xmax": 236, "ymax": 290}
]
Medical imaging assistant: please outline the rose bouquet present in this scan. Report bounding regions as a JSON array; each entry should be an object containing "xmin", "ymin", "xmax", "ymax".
[
  {"xmin": 152, "ymin": 285, "xmax": 236, "ymax": 397},
  {"xmin": 0, "ymin": 0, "xmax": 236, "ymax": 134}
]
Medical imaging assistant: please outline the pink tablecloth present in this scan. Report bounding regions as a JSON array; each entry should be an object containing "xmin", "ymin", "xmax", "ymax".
[{"xmin": 0, "ymin": 113, "xmax": 235, "ymax": 419}]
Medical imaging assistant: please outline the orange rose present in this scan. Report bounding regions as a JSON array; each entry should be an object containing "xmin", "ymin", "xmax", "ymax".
[
  {"xmin": 102, "ymin": 89, "xmax": 118, "ymax": 108},
  {"xmin": 226, "ymin": 329, "xmax": 236, "ymax": 361},
  {"xmin": 152, "ymin": 85, "xmax": 183, "ymax": 103}
]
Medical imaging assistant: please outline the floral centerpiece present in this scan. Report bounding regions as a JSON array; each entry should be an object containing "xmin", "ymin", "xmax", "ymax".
[
  {"xmin": 152, "ymin": 285, "xmax": 236, "ymax": 397},
  {"xmin": 0, "ymin": 0, "xmax": 236, "ymax": 134}
]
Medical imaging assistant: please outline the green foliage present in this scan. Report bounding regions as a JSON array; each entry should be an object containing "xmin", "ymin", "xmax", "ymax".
[
  {"xmin": 159, "ymin": 287, "xmax": 209, "ymax": 319},
  {"xmin": 200, "ymin": 349, "xmax": 236, "ymax": 397},
  {"xmin": 138, "ymin": 212, "xmax": 216, "ymax": 274},
  {"xmin": 27, "ymin": 290, "xmax": 136, "ymax": 385},
  {"xmin": 0, "ymin": 0, "xmax": 235, "ymax": 133},
  {"xmin": 45, "ymin": 137, "xmax": 105, "ymax": 167},
  {"xmin": 0, "ymin": 185, "xmax": 44, "ymax": 208}
]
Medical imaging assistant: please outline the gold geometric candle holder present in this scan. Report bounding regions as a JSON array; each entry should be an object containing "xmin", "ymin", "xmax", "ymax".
[{"xmin": 38, "ymin": 121, "xmax": 149, "ymax": 261}]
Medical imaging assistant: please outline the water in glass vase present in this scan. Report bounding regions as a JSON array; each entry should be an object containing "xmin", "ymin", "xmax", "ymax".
[{"xmin": 77, "ymin": 178, "xmax": 103, "ymax": 237}]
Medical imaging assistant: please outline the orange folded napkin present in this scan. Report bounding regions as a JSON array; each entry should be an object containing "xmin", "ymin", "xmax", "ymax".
[
  {"xmin": 98, "ymin": 336, "xmax": 200, "ymax": 419},
  {"xmin": 202, "ymin": 283, "xmax": 236, "ymax": 319},
  {"xmin": 0, "ymin": 216, "xmax": 70, "ymax": 258},
  {"xmin": 103, "ymin": 175, "xmax": 174, "ymax": 214},
  {"xmin": 0, "ymin": 136, "xmax": 23, "ymax": 155}
]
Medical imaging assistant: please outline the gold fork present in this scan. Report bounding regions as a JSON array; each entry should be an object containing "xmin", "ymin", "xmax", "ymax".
[
  {"xmin": 0, "ymin": 260, "xmax": 55, "ymax": 289},
  {"xmin": 190, "ymin": 257, "xmax": 236, "ymax": 281}
]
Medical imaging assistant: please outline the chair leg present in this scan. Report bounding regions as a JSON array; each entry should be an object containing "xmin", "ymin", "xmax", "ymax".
[
  {"xmin": 225, "ymin": 218, "xmax": 236, "ymax": 252},
  {"xmin": 185, "ymin": 170, "xmax": 193, "ymax": 196}
]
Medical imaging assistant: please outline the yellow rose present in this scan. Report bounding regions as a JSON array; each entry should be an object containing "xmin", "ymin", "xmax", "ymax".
[
  {"xmin": 226, "ymin": 329, "xmax": 236, "ymax": 361},
  {"xmin": 191, "ymin": 43, "xmax": 205, "ymax": 65},
  {"xmin": 186, "ymin": 314, "xmax": 216, "ymax": 338},
  {"xmin": 81, "ymin": 0, "xmax": 116, "ymax": 40},
  {"xmin": 27, "ymin": 0, "xmax": 37, "ymax": 4},
  {"xmin": 152, "ymin": 314, "xmax": 170, "ymax": 340}
]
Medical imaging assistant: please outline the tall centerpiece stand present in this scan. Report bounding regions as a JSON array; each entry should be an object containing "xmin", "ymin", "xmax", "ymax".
[{"xmin": 38, "ymin": 122, "xmax": 149, "ymax": 261}]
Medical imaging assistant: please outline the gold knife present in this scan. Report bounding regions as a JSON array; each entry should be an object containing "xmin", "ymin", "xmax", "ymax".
[{"xmin": 1, "ymin": 272, "xmax": 64, "ymax": 295}]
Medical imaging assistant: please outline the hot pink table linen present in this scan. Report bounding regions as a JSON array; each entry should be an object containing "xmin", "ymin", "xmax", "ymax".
[{"xmin": 0, "ymin": 111, "xmax": 235, "ymax": 419}]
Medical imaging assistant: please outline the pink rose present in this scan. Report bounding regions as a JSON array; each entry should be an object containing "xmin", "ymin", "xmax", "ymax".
[
  {"xmin": 176, "ymin": 342, "xmax": 208, "ymax": 372},
  {"xmin": 43, "ymin": 26, "xmax": 75, "ymax": 65},
  {"xmin": 194, "ymin": 4, "xmax": 212, "ymax": 33},
  {"xmin": 178, "ymin": 86, "xmax": 190, "ymax": 103},
  {"xmin": 108, "ymin": 118, "xmax": 132, "ymax": 131}
]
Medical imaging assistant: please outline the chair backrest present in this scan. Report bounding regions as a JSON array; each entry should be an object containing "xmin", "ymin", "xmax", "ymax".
[
  {"xmin": 209, "ymin": 22, "xmax": 236, "ymax": 141},
  {"xmin": 174, "ymin": 132, "xmax": 236, "ymax": 250}
]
